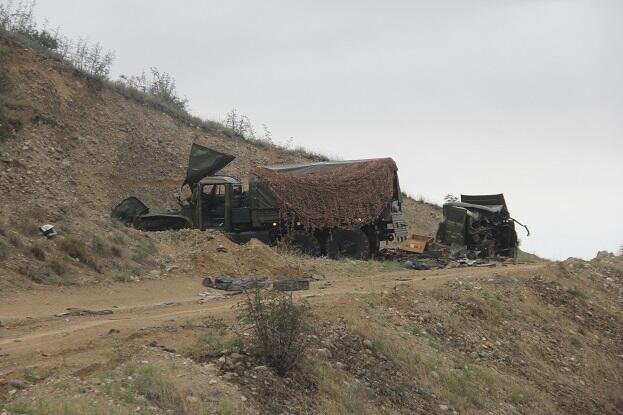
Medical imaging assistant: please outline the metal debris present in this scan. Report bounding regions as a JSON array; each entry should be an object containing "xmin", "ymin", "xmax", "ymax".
[
  {"xmin": 202, "ymin": 276, "xmax": 269, "ymax": 291},
  {"xmin": 273, "ymin": 279, "xmax": 310, "ymax": 291},
  {"xmin": 55, "ymin": 308, "xmax": 114, "ymax": 317},
  {"xmin": 39, "ymin": 224, "xmax": 57, "ymax": 238}
]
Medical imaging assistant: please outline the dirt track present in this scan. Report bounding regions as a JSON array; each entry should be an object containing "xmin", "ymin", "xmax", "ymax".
[{"xmin": 0, "ymin": 263, "xmax": 545, "ymax": 378}]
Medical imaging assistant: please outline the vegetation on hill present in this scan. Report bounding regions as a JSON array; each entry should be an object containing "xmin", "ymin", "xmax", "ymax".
[{"xmin": 0, "ymin": 0, "xmax": 328, "ymax": 160}]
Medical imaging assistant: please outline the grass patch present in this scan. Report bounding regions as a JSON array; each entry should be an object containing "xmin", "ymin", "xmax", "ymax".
[
  {"xmin": 98, "ymin": 360, "xmax": 234, "ymax": 414},
  {"xmin": 26, "ymin": 264, "xmax": 64, "ymax": 285},
  {"xmin": 187, "ymin": 318, "xmax": 241, "ymax": 360},
  {"xmin": 30, "ymin": 243, "xmax": 46, "ymax": 260},
  {"xmin": 8, "ymin": 231, "xmax": 23, "ymax": 247},
  {"xmin": 0, "ymin": 238, "xmax": 8, "ymax": 260},
  {"xmin": 439, "ymin": 358, "xmax": 496, "ymax": 409},
  {"xmin": 48, "ymin": 256, "xmax": 68, "ymax": 276},
  {"xmin": 111, "ymin": 271, "xmax": 133, "ymax": 283},
  {"xmin": 3, "ymin": 397, "xmax": 126, "ymax": 414},
  {"xmin": 567, "ymin": 286, "xmax": 588, "ymax": 299},
  {"xmin": 311, "ymin": 361, "xmax": 376, "ymax": 414},
  {"xmin": 92, "ymin": 236, "xmax": 123, "ymax": 258},
  {"xmin": 58, "ymin": 236, "xmax": 100, "ymax": 272}
]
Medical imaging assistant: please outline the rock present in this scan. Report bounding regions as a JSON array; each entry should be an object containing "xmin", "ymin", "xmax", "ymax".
[
  {"xmin": 439, "ymin": 404, "xmax": 449, "ymax": 411},
  {"xmin": 9, "ymin": 379, "xmax": 27, "ymax": 389},
  {"xmin": 165, "ymin": 264, "xmax": 179, "ymax": 273},
  {"xmin": 422, "ymin": 313, "xmax": 433, "ymax": 323},
  {"xmin": 147, "ymin": 340, "xmax": 158, "ymax": 347},
  {"xmin": 222, "ymin": 372, "xmax": 237, "ymax": 381},
  {"xmin": 186, "ymin": 395, "xmax": 199, "ymax": 403},
  {"xmin": 362, "ymin": 339, "xmax": 374, "ymax": 349},
  {"xmin": 230, "ymin": 352, "xmax": 244, "ymax": 363},
  {"xmin": 148, "ymin": 270, "xmax": 162, "ymax": 279},
  {"xmin": 316, "ymin": 348, "xmax": 332, "ymax": 359},
  {"xmin": 253, "ymin": 365, "xmax": 269, "ymax": 371}
]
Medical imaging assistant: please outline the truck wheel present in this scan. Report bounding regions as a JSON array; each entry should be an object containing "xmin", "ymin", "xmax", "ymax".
[
  {"xmin": 327, "ymin": 229, "xmax": 370, "ymax": 260},
  {"xmin": 283, "ymin": 230, "xmax": 321, "ymax": 256}
]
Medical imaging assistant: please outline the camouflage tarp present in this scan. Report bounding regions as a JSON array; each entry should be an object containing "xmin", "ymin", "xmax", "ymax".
[{"xmin": 250, "ymin": 158, "xmax": 397, "ymax": 230}]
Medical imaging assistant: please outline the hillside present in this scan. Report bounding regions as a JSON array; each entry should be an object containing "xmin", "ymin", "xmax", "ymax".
[
  {"xmin": 0, "ymin": 33, "xmax": 441, "ymax": 290},
  {"xmin": 3, "ymin": 29, "xmax": 622, "ymax": 415}
]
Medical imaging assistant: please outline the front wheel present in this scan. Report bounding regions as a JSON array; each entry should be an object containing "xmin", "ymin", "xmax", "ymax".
[{"xmin": 326, "ymin": 229, "xmax": 370, "ymax": 260}]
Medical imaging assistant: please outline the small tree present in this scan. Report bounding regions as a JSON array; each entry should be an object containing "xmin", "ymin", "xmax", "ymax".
[
  {"xmin": 237, "ymin": 290, "xmax": 311, "ymax": 376},
  {"xmin": 119, "ymin": 68, "xmax": 187, "ymax": 111},
  {"xmin": 147, "ymin": 67, "xmax": 187, "ymax": 111},
  {"xmin": 225, "ymin": 108, "xmax": 255, "ymax": 139}
]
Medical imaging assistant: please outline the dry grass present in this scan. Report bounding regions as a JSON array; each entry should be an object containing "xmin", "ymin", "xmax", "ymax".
[
  {"xmin": 311, "ymin": 361, "xmax": 378, "ymax": 414},
  {"xmin": 99, "ymin": 359, "xmax": 244, "ymax": 415},
  {"xmin": 321, "ymin": 287, "xmax": 564, "ymax": 413}
]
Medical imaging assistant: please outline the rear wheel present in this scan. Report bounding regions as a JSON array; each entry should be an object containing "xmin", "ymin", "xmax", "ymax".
[
  {"xmin": 327, "ymin": 229, "xmax": 370, "ymax": 260},
  {"xmin": 283, "ymin": 230, "xmax": 321, "ymax": 256}
]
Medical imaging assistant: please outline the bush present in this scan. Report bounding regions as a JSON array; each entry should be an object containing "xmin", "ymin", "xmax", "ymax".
[
  {"xmin": 0, "ymin": 1, "xmax": 114, "ymax": 79},
  {"xmin": 237, "ymin": 290, "xmax": 311, "ymax": 376},
  {"xmin": 119, "ymin": 67, "xmax": 187, "ymax": 112},
  {"xmin": 58, "ymin": 236, "xmax": 100, "ymax": 272},
  {"xmin": 30, "ymin": 243, "xmax": 46, "ymax": 260}
]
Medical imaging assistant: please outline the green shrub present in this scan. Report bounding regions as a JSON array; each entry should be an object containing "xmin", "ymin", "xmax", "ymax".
[{"xmin": 237, "ymin": 290, "xmax": 311, "ymax": 376}]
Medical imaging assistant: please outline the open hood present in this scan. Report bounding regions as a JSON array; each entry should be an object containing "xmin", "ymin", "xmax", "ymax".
[
  {"xmin": 184, "ymin": 144, "xmax": 235, "ymax": 188},
  {"xmin": 461, "ymin": 194, "xmax": 508, "ymax": 212}
]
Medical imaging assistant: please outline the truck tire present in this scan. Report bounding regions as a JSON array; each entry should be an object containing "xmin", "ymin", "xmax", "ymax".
[
  {"xmin": 283, "ymin": 230, "xmax": 321, "ymax": 256},
  {"xmin": 327, "ymin": 229, "xmax": 370, "ymax": 260}
]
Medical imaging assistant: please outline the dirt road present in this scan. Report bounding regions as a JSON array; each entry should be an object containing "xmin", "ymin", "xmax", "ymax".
[{"xmin": 0, "ymin": 263, "xmax": 546, "ymax": 379}]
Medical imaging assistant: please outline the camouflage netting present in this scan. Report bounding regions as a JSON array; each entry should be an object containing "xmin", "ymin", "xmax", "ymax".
[{"xmin": 251, "ymin": 158, "xmax": 397, "ymax": 230}]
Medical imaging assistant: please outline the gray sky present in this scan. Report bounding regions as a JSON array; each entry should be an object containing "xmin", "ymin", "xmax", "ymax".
[{"xmin": 32, "ymin": 0, "xmax": 623, "ymax": 260}]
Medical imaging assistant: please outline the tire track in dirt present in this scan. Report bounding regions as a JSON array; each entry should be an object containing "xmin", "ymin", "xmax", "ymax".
[{"xmin": 0, "ymin": 264, "xmax": 546, "ymax": 377}]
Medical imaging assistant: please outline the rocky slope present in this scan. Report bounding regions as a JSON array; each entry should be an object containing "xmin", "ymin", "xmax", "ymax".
[{"xmin": 0, "ymin": 33, "xmax": 441, "ymax": 290}]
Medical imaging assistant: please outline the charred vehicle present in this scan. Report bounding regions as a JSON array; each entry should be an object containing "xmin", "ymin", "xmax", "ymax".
[
  {"xmin": 112, "ymin": 144, "xmax": 408, "ymax": 259},
  {"xmin": 435, "ymin": 194, "xmax": 529, "ymax": 258}
]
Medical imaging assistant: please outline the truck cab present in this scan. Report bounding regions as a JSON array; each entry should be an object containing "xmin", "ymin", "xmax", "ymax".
[{"xmin": 191, "ymin": 176, "xmax": 249, "ymax": 232}]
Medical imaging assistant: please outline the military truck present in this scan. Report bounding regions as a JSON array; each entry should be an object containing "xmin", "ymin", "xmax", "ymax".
[
  {"xmin": 113, "ymin": 144, "xmax": 408, "ymax": 259},
  {"xmin": 435, "ymin": 194, "xmax": 529, "ymax": 258}
]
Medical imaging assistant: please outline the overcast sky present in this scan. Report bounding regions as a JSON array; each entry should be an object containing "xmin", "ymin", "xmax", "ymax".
[{"xmin": 31, "ymin": 0, "xmax": 622, "ymax": 260}]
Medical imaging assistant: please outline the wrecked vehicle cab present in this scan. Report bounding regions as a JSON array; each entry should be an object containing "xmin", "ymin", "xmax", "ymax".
[{"xmin": 436, "ymin": 194, "xmax": 529, "ymax": 258}]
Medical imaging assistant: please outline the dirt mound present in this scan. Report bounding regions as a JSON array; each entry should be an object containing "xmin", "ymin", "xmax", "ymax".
[{"xmin": 151, "ymin": 229, "xmax": 311, "ymax": 280}]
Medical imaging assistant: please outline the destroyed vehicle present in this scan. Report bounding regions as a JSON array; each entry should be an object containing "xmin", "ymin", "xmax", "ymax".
[
  {"xmin": 112, "ymin": 144, "xmax": 408, "ymax": 260},
  {"xmin": 435, "ymin": 194, "xmax": 529, "ymax": 258}
]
